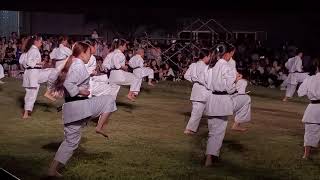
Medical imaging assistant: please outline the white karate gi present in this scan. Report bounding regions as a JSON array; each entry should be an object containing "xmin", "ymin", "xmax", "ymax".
[
  {"xmin": 184, "ymin": 61, "xmax": 210, "ymax": 132},
  {"xmin": 285, "ymin": 56, "xmax": 309, "ymax": 97},
  {"xmin": 54, "ymin": 58, "xmax": 117, "ymax": 165},
  {"xmin": 204, "ymin": 59, "xmax": 237, "ymax": 157},
  {"xmin": 129, "ymin": 54, "xmax": 154, "ymax": 79},
  {"xmin": 103, "ymin": 49, "xmax": 141, "ymax": 93},
  {"xmin": 22, "ymin": 45, "xmax": 54, "ymax": 111},
  {"xmin": 50, "ymin": 44, "xmax": 72, "ymax": 68},
  {"xmin": 298, "ymin": 73, "xmax": 320, "ymax": 147},
  {"xmin": 85, "ymin": 55, "xmax": 97, "ymax": 75},
  {"xmin": 228, "ymin": 58, "xmax": 251, "ymax": 123}
]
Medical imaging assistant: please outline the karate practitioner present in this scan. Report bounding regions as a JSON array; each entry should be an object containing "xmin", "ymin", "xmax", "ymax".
[
  {"xmin": 129, "ymin": 48, "xmax": 155, "ymax": 86},
  {"xmin": 228, "ymin": 56, "xmax": 251, "ymax": 131},
  {"xmin": 21, "ymin": 35, "xmax": 54, "ymax": 119},
  {"xmin": 297, "ymin": 58, "xmax": 320, "ymax": 159},
  {"xmin": 283, "ymin": 51, "xmax": 309, "ymax": 101},
  {"xmin": 103, "ymin": 39, "xmax": 141, "ymax": 101},
  {"xmin": 203, "ymin": 43, "xmax": 249, "ymax": 166},
  {"xmin": 47, "ymin": 42, "xmax": 117, "ymax": 177},
  {"xmin": 183, "ymin": 48, "xmax": 211, "ymax": 135},
  {"xmin": 49, "ymin": 35, "xmax": 72, "ymax": 68}
]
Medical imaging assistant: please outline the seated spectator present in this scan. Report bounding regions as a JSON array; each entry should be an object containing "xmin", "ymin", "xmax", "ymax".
[
  {"xmin": 150, "ymin": 59, "xmax": 160, "ymax": 82},
  {"xmin": 91, "ymin": 29, "xmax": 99, "ymax": 39},
  {"xmin": 95, "ymin": 56, "xmax": 105, "ymax": 75},
  {"xmin": 0, "ymin": 43, "xmax": 5, "ymax": 62},
  {"xmin": 249, "ymin": 63, "xmax": 261, "ymax": 85},
  {"xmin": 42, "ymin": 55, "xmax": 54, "ymax": 68},
  {"xmin": 162, "ymin": 63, "xmax": 175, "ymax": 81},
  {"xmin": 4, "ymin": 41, "xmax": 16, "ymax": 62}
]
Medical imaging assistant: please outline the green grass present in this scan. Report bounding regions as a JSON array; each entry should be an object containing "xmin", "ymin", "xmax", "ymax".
[{"xmin": 0, "ymin": 77, "xmax": 319, "ymax": 180}]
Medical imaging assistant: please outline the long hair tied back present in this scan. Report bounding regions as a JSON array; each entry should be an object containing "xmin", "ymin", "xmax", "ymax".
[
  {"xmin": 24, "ymin": 34, "xmax": 42, "ymax": 53},
  {"xmin": 53, "ymin": 41, "xmax": 90, "ymax": 94},
  {"xmin": 110, "ymin": 38, "xmax": 127, "ymax": 52},
  {"xmin": 209, "ymin": 42, "xmax": 235, "ymax": 68}
]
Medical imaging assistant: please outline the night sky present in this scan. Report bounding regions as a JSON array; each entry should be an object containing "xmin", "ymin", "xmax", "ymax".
[{"xmin": 2, "ymin": 0, "xmax": 320, "ymax": 55}]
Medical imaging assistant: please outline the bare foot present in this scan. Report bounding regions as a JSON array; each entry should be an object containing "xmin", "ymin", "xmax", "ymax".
[
  {"xmin": 47, "ymin": 171, "xmax": 63, "ymax": 177},
  {"xmin": 22, "ymin": 111, "xmax": 30, "ymax": 119},
  {"xmin": 127, "ymin": 94, "xmax": 136, "ymax": 101},
  {"xmin": 205, "ymin": 155, "xmax": 213, "ymax": 167},
  {"xmin": 148, "ymin": 82, "xmax": 155, "ymax": 87},
  {"xmin": 302, "ymin": 155, "xmax": 310, "ymax": 160},
  {"xmin": 95, "ymin": 129, "xmax": 109, "ymax": 139},
  {"xmin": 184, "ymin": 129, "xmax": 196, "ymax": 135},
  {"xmin": 282, "ymin": 97, "xmax": 288, "ymax": 102},
  {"xmin": 204, "ymin": 155, "xmax": 219, "ymax": 167},
  {"xmin": 231, "ymin": 123, "xmax": 247, "ymax": 132}
]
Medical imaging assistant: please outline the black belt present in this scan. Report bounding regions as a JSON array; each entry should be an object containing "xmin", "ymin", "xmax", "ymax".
[
  {"xmin": 212, "ymin": 91, "xmax": 238, "ymax": 95},
  {"xmin": 65, "ymin": 96, "xmax": 88, "ymax": 103},
  {"xmin": 26, "ymin": 67, "xmax": 41, "ymax": 69},
  {"xmin": 53, "ymin": 58, "xmax": 65, "ymax": 61},
  {"xmin": 106, "ymin": 68, "xmax": 120, "ymax": 78},
  {"xmin": 293, "ymin": 71, "xmax": 305, "ymax": 73},
  {"xmin": 194, "ymin": 81, "xmax": 204, "ymax": 86},
  {"xmin": 109, "ymin": 68, "xmax": 120, "ymax": 71},
  {"xmin": 310, "ymin": 100, "xmax": 320, "ymax": 104},
  {"xmin": 56, "ymin": 95, "xmax": 89, "ymax": 112},
  {"xmin": 132, "ymin": 67, "xmax": 141, "ymax": 70}
]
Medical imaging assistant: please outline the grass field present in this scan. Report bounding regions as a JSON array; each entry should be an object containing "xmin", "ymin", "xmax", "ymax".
[{"xmin": 0, "ymin": 77, "xmax": 319, "ymax": 180}]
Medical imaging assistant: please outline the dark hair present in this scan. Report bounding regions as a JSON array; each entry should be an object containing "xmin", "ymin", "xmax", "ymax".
[
  {"xmin": 58, "ymin": 35, "xmax": 69, "ymax": 44},
  {"xmin": 296, "ymin": 49, "xmax": 303, "ymax": 55},
  {"xmin": 110, "ymin": 38, "xmax": 127, "ymax": 52},
  {"xmin": 209, "ymin": 42, "xmax": 235, "ymax": 67},
  {"xmin": 83, "ymin": 39, "xmax": 97, "ymax": 46},
  {"xmin": 24, "ymin": 34, "xmax": 42, "ymax": 53},
  {"xmin": 199, "ymin": 48, "xmax": 211, "ymax": 60},
  {"xmin": 214, "ymin": 42, "xmax": 235, "ymax": 55},
  {"xmin": 53, "ymin": 41, "xmax": 90, "ymax": 94}
]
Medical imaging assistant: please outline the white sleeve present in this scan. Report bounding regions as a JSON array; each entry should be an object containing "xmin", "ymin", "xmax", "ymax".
[
  {"xmin": 197, "ymin": 65, "xmax": 208, "ymax": 85},
  {"xmin": 102, "ymin": 53, "xmax": 112, "ymax": 71},
  {"xmin": 62, "ymin": 46, "xmax": 72, "ymax": 57},
  {"xmin": 222, "ymin": 64, "xmax": 237, "ymax": 94},
  {"xmin": 113, "ymin": 52, "xmax": 126, "ymax": 69},
  {"xmin": 26, "ymin": 48, "xmax": 41, "ymax": 68},
  {"xmin": 19, "ymin": 53, "xmax": 26, "ymax": 65},
  {"xmin": 184, "ymin": 65, "xmax": 192, "ymax": 82},
  {"xmin": 138, "ymin": 57, "xmax": 144, "ymax": 67},
  {"xmin": 296, "ymin": 58, "xmax": 303, "ymax": 72},
  {"xmin": 49, "ymin": 48, "xmax": 57, "ymax": 59},
  {"xmin": 297, "ymin": 77, "xmax": 309, "ymax": 97},
  {"xmin": 128, "ymin": 56, "xmax": 135, "ymax": 67},
  {"xmin": 86, "ymin": 56, "xmax": 97, "ymax": 74},
  {"xmin": 64, "ymin": 64, "xmax": 89, "ymax": 97}
]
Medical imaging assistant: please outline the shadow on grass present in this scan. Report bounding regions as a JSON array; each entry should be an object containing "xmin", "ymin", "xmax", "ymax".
[
  {"xmin": 140, "ymin": 87, "xmax": 151, "ymax": 94},
  {"xmin": 17, "ymin": 96, "xmax": 24, "ymax": 109},
  {"xmin": 253, "ymin": 107, "xmax": 302, "ymax": 119},
  {"xmin": 116, "ymin": 101, "xmax": 138, "ymax": 113},
  {"xmin": 41, "ymin": 137, "xmax": 88, "ymax": 152},
  {"xmin": 0, "ymin": 148, "xmax": 113, "ymax": 180},
  {"xmin": 0, "ymin": 155, "xmax": 45, "ymax": 180},
  {"xmin": 250, "ymin": 92, "xmax": 308, "ymax": 105},
  {"xmin": 17, "ymin": 96, "xmax": 56, "ymax": 112},
  {"xmin": 223, "ymin": 139, "xmax": 247, "ymax": 152}
]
